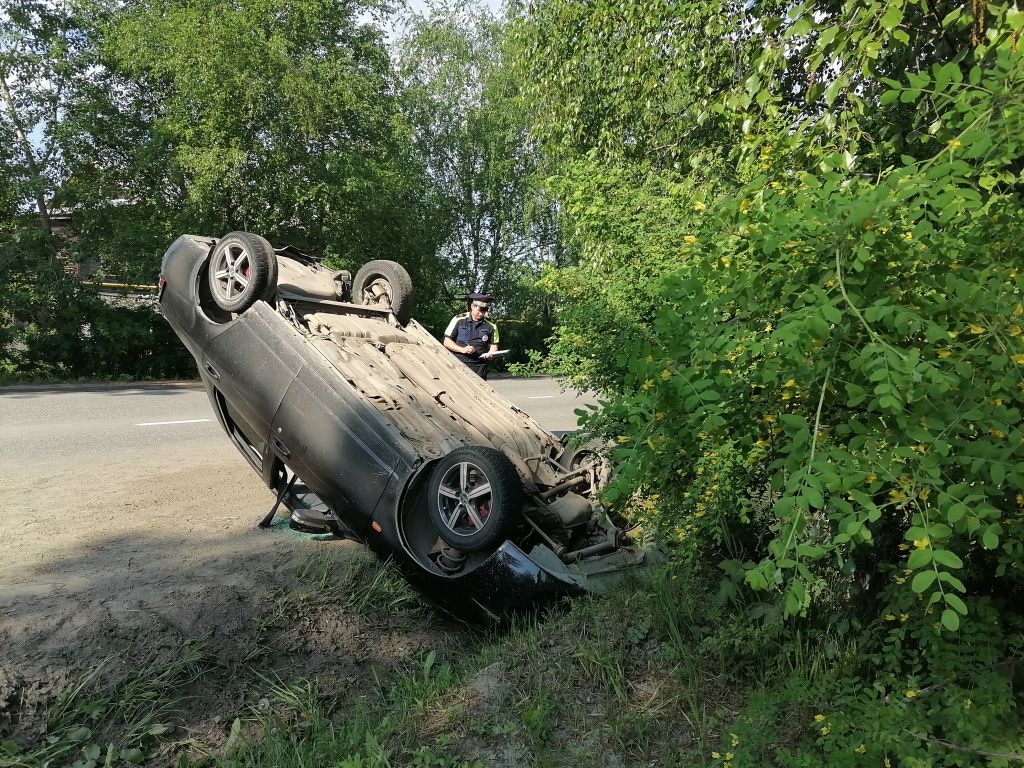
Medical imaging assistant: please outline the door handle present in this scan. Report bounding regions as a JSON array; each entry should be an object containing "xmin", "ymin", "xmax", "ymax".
[
  {"xmin": 204, "ymin": 362, "xmax": 220, "ymax": 380},
  {"xmin": 272, "ymin": 437, "xmax": 290, "ymax": 457}
]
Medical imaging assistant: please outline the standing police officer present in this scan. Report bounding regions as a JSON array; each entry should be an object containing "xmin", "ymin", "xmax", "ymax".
[{"xmin": 443, "ymin": 292, "xmax": 500, "ymax": 379}]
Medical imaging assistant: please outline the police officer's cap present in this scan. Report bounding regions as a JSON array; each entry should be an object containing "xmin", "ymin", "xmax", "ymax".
[{"xmin": 466, "ymin": 292, "xmax": 493, "ymax": 306}]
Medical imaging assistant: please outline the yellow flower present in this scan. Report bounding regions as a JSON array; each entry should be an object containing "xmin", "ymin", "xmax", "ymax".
[
  {"xmin": 712, "ymin": 752, "xmax": 721, "ymax": 759},
  {"xmin": 906, "ymin": 689, "xmax": 918, "ymax": 698},
  {"xmin": 947, "ymin": 138, "xmax": 962, "ymax": 149},
  {"xmin": 964, "ymin": 698, "xmax": 973, "ymax": 709},
  {"xmin": 1015, "ymin": 304, "xmax": 1024, "ymax": 317},
  {"xmin": 763, "ymin": 323, "xmax": 773, "ymax": 333},
  {"xmin": 683, "ymin": 235, "xmax": 698, "ymax": 245},
  {"xmin": 937, "ymin": 349, "xmax": 952, "ymax": 359},
  {"xmin": 725, "ymin": 754, "xmax": 734, "ymax": 761},
  {"xmin": 693, "ymin": 200, "xmax": 707, "ymax": 211},
  {"xmin": 645, "ymin": 355, "xmax": 653, "ymax": 363},
  {"xmin": 969, "ymin": 323, "xmax": 985, "ymax": 335},
  {"xmin": 642, "ymin": 379, "xmax": 654, "ymax": 391},
  {"xmin": 1009, "ymin": 325, "xmax": 1022, "ymax": 337},
  {"xmin": 865, "ymin": 473, "xmax": 877, "ymax": 484},
  {"xmin": 739, "ymin": 199, "xmax": 752, "ymax": 213},
  {"xmin": 886, "ymin": 759, "xmax": 892, "ymax": 768},
  {"xmin": 884, "ymin": 614, "xmax": 896, "ymax": 621},
  {"xmin": 814, "ymin": 714, "xmax": 826, "ymax": 722},
  {"xmin": 1011, "ymin": 354, "xmax": 1024, "ymax": 365},
  {"xmin": 660, "ymin": 369, "xmax": 672, "ymax": 381},
  {"xmin": 855, "ymin": 744, "xmax": 867, "ymax": 754},
  {"xmin": 731, "ymin": 734, "xmax": 740, "ymax": 747},
  {"xmin": 655, "ymin": 411, "xmax": 665, "ymax": 421},
  {"xmin": 902, "ymin": 232, "xmax": 913, "ymax": 241},
  {"xmin": 820, "ymin": 726, "xmax": 830, "ymax": 735},
  {"xmin": 783, "ymin": 379, "xmax": 797, "ymax": 388},
  {"xmin": 616, "ymin": 435, "xmax": 630, "ymax": 444},
  {"xmin": 913, "ymin": 538, "xmax": 930, "ymax": 549},
  {"xmin": 900, "ymin": 613, "xmax": 909, "ymax": 622},
  {"xmin": 898, "ymin": 543, "xmax": 909, "ymax": 550},
  {"xmin": 895, "ymin": 577, "xmax": 906, "ymax": 584}
]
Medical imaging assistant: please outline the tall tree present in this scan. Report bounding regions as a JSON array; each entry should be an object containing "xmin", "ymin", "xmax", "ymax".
[
  {"xmin": 0, "ymin": 0, "xmax": 91, "ymax": 235},
  {"xmin": 78, "ymin": 0, "xmax": 437, "ymax": 276},
  {"xmin": 397, "ymin": 0, "xmax": 546, "ymax": 298}
]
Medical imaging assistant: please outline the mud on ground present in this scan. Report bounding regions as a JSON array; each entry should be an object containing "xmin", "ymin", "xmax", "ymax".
[{"xmin": 0, "ymin": 446, "xmax": 472, "ymax": 761}]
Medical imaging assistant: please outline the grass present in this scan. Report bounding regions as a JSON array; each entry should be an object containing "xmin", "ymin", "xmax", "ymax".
[
  {"xmin": 20, "ymin": 553, "xmax": 1011, "ymax": 768},
  {"xmin": 2, "ymin": 643, "xmax": 208, "ymax": 768}
]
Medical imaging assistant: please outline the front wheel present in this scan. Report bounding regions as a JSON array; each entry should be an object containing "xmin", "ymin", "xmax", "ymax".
[
  {"xmin": 352, "ymin": 259, "xmax": 413, "ymax": 324},
  {"xmin": 427, "ymin": 446, "xmax": 522, "ymax": 552},
  {"xmin": 207, "ymin": 231, "xmax": 278, "ymax": 313}
]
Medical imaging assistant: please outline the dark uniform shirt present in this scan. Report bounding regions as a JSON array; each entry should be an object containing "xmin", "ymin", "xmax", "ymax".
[{"xmin": 445, "ymin": 313, "xmax": 500, "ymax": 378}]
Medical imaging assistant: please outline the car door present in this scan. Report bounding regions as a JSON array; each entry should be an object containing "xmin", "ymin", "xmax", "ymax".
[
  {"xmin": 201, "ymin": 302, "xmax": 306, "ymax": 464},
  {"xmin": 269, "ymin": 353, "xmax": 415, "ymax": 538}
]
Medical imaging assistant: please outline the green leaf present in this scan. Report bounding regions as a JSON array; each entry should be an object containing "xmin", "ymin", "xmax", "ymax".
[
  {"xmin": 880, "ymin": 4, "xmax": 904, "ymax": 30},
  {"xmin": 991, "ymin": 462, "xmax": 1006, "ymax": 486},
  {"xmin": 907, "ymin": 548, "xmax": 933, "ymax": 568},
  {"xmin": 1, "ymin": 741, "xmax": 22, "ymax": 757},
  {"xmin": 803, "ymin": 486, "xmax": 824, "ymax": 509},
  {"xmin": 981, "ymin": 527, "xmax": 1000, "ymax": 549},
  {"xmin": 941, "ymin": 608, "xmax": 960, "ymax": 631},
  {"xmin": 945, "ymin": 593, "xmax": 968, "ymax": 614},
  {"xmin": 122, "ymin": 748, "xmax": 145, "ymax": 764},
  {"xmin": 911, "ymin": 570, "xmax": 937, "ymax": 593},
  {"xmin": 787, "ymin": 17, "xmax": 813, "ymax": 37},
  {"xmin": 67, "ymin": 726, "xmax": 92, "ymax": 742},
  {"xmin": 931, "ymin": 549, "xmax": 963, "ymax": 569}
]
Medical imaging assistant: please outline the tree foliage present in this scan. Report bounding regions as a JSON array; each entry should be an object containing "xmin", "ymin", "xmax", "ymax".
[
  {"xmin": 515, "ymin": 0, "xmax": 1024, "ymax": 762},
  {"xmin": 396, "ymin": 0, "xmax": 559, "ymax": 352},
  {"xmin": 2, "ymin": 0, "xmax": 450, "ymax": 379}
]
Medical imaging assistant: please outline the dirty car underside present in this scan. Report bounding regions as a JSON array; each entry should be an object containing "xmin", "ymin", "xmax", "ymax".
[{"xmin": 159, "ymin": 233, "xmax": 653, "ymax": 621}]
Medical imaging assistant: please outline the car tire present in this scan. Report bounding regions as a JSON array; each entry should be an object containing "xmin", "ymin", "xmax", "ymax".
[
  {"xmin": 353, "ymin": 259, "xmax": 414, "ymax": 324},
  {"xmin": 427, "ymin": 446, "xmax": 522, "ymax": 552},
  {"xmin": 208, "ymin": 231, "xmax": 277, "ymax": 313},
  {"xmin": 560, "ymin": 441, "xmax": 612, "ymax": 491}
]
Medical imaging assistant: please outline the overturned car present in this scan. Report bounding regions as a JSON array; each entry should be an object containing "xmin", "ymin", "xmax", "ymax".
[{"xmin": 159, "ymin": 232, "xmax": 652, "ymax": 622}]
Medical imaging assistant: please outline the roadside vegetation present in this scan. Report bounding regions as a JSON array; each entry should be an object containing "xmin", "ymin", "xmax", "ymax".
[{"xmin": 2, "ymin": 0, "xmax": 1022, "ymax": 765}]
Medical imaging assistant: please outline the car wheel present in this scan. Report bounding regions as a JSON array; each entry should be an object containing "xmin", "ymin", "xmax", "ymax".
[
  {"xmin": 352, "ymin": 259, "xmax": 414, "ymax": 324},
  {"xmin": 427, "ymin": 446, "xmax": 522, "ymax": 552},
  {"xmin": 560, "ymin": 442, "xmax": 612, "ymax": 491},
  {"xmin": 208, "ymin": 231, "xmax": 277, "ymax": 313}
]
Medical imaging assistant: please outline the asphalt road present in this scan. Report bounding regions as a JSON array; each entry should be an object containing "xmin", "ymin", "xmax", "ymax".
[{"xmin": 0, "ymin": 377, "xmax": 595, "ymax": 473}]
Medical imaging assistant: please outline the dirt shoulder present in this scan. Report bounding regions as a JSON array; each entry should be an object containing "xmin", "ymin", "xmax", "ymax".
[{"xmin": 0, "ymin": 440, "xmax": 468, "ymax": 755}]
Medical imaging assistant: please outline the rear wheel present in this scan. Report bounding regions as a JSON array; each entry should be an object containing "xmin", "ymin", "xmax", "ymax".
[
  {"xmin": 353, "ymin": 259, "xmax": 413, "ymax": 324},
  {"xmin": 427, "ymin": 446, "xmax": 521, "ymax": 552},
  {"xmin": 208, "ymin": 231, "xmax": 277, "ymax": 313},
  {"xmin": 560, "ymin": 441, "xmax": 612, "ymax": 492}
]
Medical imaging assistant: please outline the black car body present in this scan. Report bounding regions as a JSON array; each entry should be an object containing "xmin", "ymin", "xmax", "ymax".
[{"xmin": 159, "ymin": 232, "xmax": 652, "ymax": 622}]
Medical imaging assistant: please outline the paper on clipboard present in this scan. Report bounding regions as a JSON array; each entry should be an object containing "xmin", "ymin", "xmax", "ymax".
[{"xmin": 480, "ymin": 350, "xmax": 510, "ymax": 359}]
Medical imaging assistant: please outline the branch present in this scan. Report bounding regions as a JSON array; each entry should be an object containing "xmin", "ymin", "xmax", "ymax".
[
  {"xmin": 0, "ymin": 73, "xmax": 53, "ymax": 235},
  {"xmin": 902, "ymin": 730, "xmax": 1024, "ymax": 763}
]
